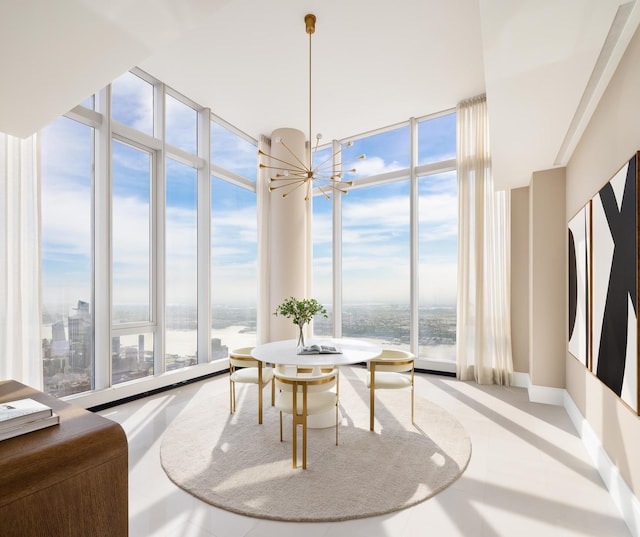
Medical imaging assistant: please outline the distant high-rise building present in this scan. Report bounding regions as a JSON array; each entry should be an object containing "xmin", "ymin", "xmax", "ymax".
[
  {"xmin": 69, "ymin": 300, "xmax": 92, "ymax": 371},
  {"xmin": 50, "ymin": 320, "xmax": 69, "ymax": 357}
]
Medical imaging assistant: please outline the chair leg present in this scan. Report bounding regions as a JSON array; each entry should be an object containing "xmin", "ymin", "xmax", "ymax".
[
  {"xmin": 302, "ymin": 414, "xmax": 307, "ymax": 470},
  {"xmin": 335, "ymin": 401, "xmax": 339, "ymax": 446},
  {"xmin": 369, "ymin": 384, "xmax": 375, "ymax": 431},
  {"xmin": 230, "ymin": 378, "xmax": 235, "ymax": 414},
  {"xmin": 411, "ymin": 367, "xmax": 415, "ymax": 424},
  {"xmin": 271, "ymin": 375, "xmax": 275, "ymax": 406},
  {"xmin": 291, "ymin": 417, "xmax": 298, "ymax": 469}
]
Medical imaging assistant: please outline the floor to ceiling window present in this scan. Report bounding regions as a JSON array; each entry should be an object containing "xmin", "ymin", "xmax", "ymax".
[
  {"xmin": 111, "ymin": 139, "xmax": 155, "ymax": 384},
  {"xmin": 210, "ymin": 119, "xmax": 258, "ymax": 356},
  {"xmin": 39, "ymin": 63, "xmax": 454, "ymax": 400},
  {"xmin": 165, "ymin": 158, "xmax": 198, "ymax": 370},
  {"xmin": 39, "ymin": 69, "xmax": 258, "ymax": 402},
  {"xmin": 41, "ymin": 117, "xmax": 94, "ymax": 397},
  {"xmin": 342, "ymin": 180, "xmax": 411, "ymax": 345},
  {"xmin": 311, "ymin": 111, "xmax": 457, "ymax": 369}
]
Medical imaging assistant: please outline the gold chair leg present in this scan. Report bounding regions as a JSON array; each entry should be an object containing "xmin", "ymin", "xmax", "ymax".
[
  {"xmin": 411, "ymin": 384, "xmax": 414, "ymax": 424},
  {"xmin": 302, "ymin": 414, "xmax": 307, "ymax": 470},
  {"xmin": 335, "ymin": 401, "xmax": 339, "ymax": 446},
  {"xmin": 411, "ymin": 368, "xmax": 415, "ymax": 424},
  {"xmin": 230, "ymin": 378, "xmax": 235, "ymax": 414},
  {"xmin": 292, "ymin": 419, "xmax": 298, "ymax": 469},
  {"xmin": 271, "ymin": 375, "xmax": 275, "ymax": 406},
  {"xmin": 258, "ymin": 366, "xmax": 263, "ymax": 425},
  {"xmin": 369, "ymin": 368, "xmax": 375, "ymax": 431}
]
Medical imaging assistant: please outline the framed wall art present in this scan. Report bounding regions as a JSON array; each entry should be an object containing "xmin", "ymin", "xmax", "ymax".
[
  {"xmin": 591, "ymin": 151, "xmax": 638, "ymax": 414},
  {"xmin": 568, "ymin": 203, "xmax": 590, "ymax": 368}
]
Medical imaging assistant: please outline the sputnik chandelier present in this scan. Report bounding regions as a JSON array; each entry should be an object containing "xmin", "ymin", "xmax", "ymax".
[{"xmin": 259, "ymin": 13, "xmax": 365, "ymax": 200}]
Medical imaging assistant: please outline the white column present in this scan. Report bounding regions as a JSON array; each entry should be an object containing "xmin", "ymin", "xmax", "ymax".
[{"xmin": 268, "ymin": 128, "xmax": 309, "ymax": 341}]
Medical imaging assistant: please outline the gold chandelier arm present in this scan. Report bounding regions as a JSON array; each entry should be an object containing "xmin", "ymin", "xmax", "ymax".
[
  {"xmin": 260, "ymin": 163, "xmax": 308, "ymax": 175},
  {"xmin": 272, "ymin": 173, "xmax": 310, "ymax": 180},
  {"xmin": 270, "ymin": 179, "xmax": 305, "ymax": 189},
  {"xmin": 279, "ymin": 139, "xmax": 309, "ymax": 172},
  {"xmin": 281, "ymin": 178, "xmax": 308, "ymax": 199}
]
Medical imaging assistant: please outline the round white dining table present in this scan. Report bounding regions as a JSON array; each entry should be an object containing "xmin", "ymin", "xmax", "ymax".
[
  {"xmin": 251, "ymin": 338, "xmax": 382, "ymax": 368},
  {"xmin": 252, "ymin": 338, "xmax": 382, "ymax": 428}
]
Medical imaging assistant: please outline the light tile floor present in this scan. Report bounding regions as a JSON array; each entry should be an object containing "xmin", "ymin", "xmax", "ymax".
[{"xmin": 98, "ymin": 368, "xmax": 631, "ymax": 537}]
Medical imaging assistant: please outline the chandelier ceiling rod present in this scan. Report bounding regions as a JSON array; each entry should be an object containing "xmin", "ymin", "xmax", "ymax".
[
  {"xmin": 259, "ymin": 13, "xmax": 365, "ymax": 201},
  {"xmin": 306, "ymin": 13, "xmax": 314, "ymax": 176}
]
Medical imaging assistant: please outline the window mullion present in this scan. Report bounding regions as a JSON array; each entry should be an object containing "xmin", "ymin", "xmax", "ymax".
[
  {"xmin": 94, "ymin": 85, "xmax": 112, "ymax": 391},
  {"xmin": 410, "ymin": 117, "xmax": 419, "ymax": 356},
  {"xmin": 154, "ymin": 82, "xmax": 166, "ymax": 375},
  {"xmin": 198, "ymin": 109, "xmax": 212, "ymax": 364},
  {"xmin": 332, "ymin": 139, "xmax": 343, "ymax": 338}
]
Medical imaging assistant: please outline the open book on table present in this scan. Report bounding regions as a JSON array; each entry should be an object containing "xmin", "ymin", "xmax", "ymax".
[{"xmin": 297, "ymin": 344, "xmax": 342, "ymax": 355}]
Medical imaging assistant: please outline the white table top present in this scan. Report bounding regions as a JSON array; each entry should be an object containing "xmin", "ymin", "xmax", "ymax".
[{"xmin": 251, "ymin": 338, "xmax": 382, "ymax": 367}]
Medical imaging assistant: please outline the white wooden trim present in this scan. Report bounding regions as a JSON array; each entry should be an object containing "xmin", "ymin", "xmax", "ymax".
[
  {"xmin": 564, "ymin": 393, "xmax": 640, "ymax": 537},
  {"xmin": 527, "ymin": 383, "xmax": 565, "ymax": 405},
  {"xmin": 511, "ymin": 371, "xmax": 530, "ymax": 388}
]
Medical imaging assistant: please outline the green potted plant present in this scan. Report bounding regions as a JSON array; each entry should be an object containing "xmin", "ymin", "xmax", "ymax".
[{"xmin": 274, "ymin": 297, "xmax": 328, "ymax": 348}]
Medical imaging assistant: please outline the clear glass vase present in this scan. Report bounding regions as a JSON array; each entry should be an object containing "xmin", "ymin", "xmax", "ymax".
[{"xmin": 297, "ymin": 324, "xmax": 305, "ymax": 348}]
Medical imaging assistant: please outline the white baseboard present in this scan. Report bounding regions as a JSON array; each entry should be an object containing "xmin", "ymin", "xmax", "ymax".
[
  {"xmin": 511, "ymin": 371, "xmax": 530, "ymax": 388},
  {"xmin": 528, "ymin": 384, "xmax": 565, "ymax": 405},
  {"xmin": 514, "ymin": 371, "xmax": 640, "ymax": 535},
  {"xmin": 512, "ymin": 372, "xmax": 565, "ymax": 405},
  {"xmin": 564, "ymin": 392, "xmax": 640, "ymax": 537}
]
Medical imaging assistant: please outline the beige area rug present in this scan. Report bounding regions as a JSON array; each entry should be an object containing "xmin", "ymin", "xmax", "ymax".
[{"xmin": 160, "ymin": 366, "xmax": 471, "ymax": 522}]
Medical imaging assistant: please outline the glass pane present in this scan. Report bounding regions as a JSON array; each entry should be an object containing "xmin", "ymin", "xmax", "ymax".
[
  {"xmin": 211, "ymin": 121, "xmax": 257, "ymax": 181},
  {"xmin": 165, "ymin": 158, "xmax": 198, "ymax": 370},
  {"xmin": 211, "ymin": 177, "xmax": 257, "ymax": 356},
  {"xmin": 418, "ymin": 172, "xmax": 457, "ymax": 360},
  {"xmin": 41, "ymin": 116, "xmax": 94, "ymax": 397},
  {"xmin": 111, "ymin": 71, "xmax": 154, "ymax": 135},
  {"xmin": 112, "ymin": 140, "xmax": 152, "ymax": 323},
  {"xmin": 166, "ymin": 94, "xmax": 197, "ymax": 154},
  {"xmin": 312, "ymin": 191, "xmax": 333, "ymax": 336},
  {"xmin": 418, "ymin": 112, "xmax": 456, "ymax": 165},
  {"xmin": 342, "ymin": 125, "xmax": 409, "ymax": 181},
  {"xmin": 80, "ymin": 95, "xmax": 94, "ymax": 110},
  {"xmin": 112, "ymin": 333, "xmax": 154, "ymax": 384},
  {"xmin": 342, "ymin": 180, "xmax": 410, "ymax": 346}
]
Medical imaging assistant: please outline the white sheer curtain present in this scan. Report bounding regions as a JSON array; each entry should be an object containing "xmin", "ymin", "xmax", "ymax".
[
  {"xmin": 456, "ymin": 95, "xmax": 513, "ymax": 385},
  {"xmin": 257, "ymin": 134, "xmax": 271, "ymax": 345},
  {"xmin": 0, "ymin": 132, "xmax": 42, "ymax": 389}
]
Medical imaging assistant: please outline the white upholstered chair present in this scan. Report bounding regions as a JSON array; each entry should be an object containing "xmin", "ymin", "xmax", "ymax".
[
  {"xmin": 367, "ymin": 349, "xmax": 415, "ymax": 431},
  {"xmin": 229, "ymin": 347, "xmax": 274, "ymax": 424},
  {"xmin": 274, "ymin": 365, "xmax": 339, "ymax": 469}
]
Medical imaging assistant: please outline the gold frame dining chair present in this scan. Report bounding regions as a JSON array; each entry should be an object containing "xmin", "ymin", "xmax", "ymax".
[
  {"xmin": 229, "ymin": 347, "xmax": 275, "ymax": 424},
  {"xmin": 367, "ymin": 349, "xmax": 415, "ymax": 431},
  {"xmin": 274, "ymin": 365, "xmax": 339, "ymax": 469}
]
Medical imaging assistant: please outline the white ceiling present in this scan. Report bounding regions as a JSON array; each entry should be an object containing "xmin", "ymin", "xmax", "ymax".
[{"xmin": 1, "ymin": 0, "xmax": 639, "ymax": 189}]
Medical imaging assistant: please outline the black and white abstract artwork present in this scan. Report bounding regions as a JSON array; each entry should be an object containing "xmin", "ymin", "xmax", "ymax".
[
  {"xmin": 568, "ymin": 204, "xmax": 590, "ymax": 367},
  {"xmin": 591, "ymin": 153, "xmax": 638, "ymax": 413}
]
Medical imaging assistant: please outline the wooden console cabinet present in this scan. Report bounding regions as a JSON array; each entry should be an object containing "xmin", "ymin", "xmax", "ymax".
[{"xmin": 0, "ymin": 380, "xmax": 128, "ymax": 536}]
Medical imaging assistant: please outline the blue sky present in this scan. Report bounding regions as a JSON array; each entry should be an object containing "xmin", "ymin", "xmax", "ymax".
[{"xmin": 41, "ymin": 71, "xmax": 457, "ymax": 314}]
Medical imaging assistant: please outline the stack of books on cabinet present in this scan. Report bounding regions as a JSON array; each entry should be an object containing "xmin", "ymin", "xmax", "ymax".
[{"xmin": 0, "ymin": 398, "xmax": 59, "ymax": 441}]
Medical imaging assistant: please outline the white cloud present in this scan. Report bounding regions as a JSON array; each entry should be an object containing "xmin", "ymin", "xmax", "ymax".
[{"xmin": 348, "ymin": 156, "xmax": 404, "ymax": 178}]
